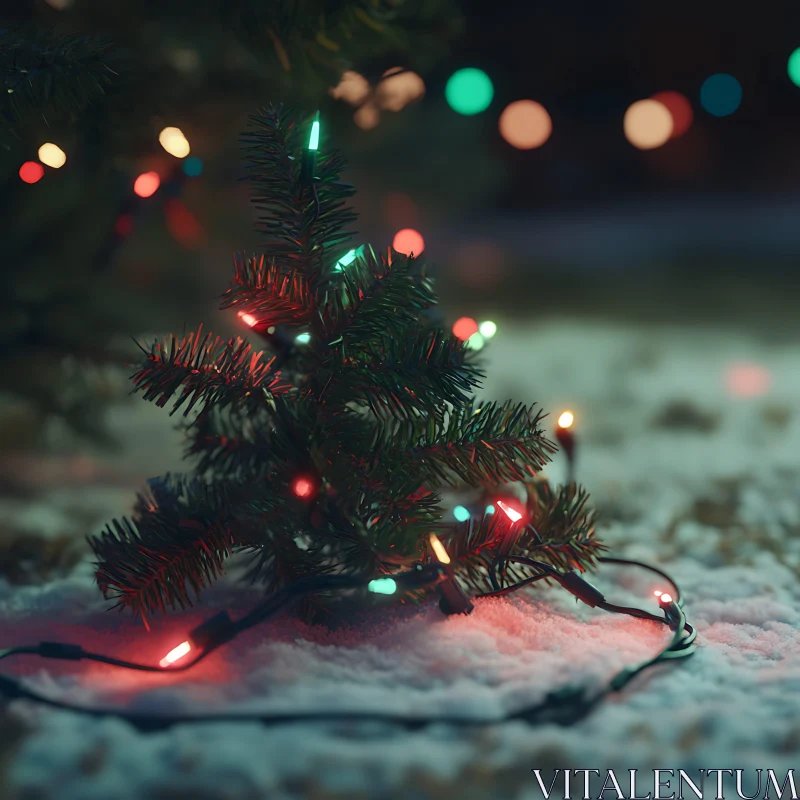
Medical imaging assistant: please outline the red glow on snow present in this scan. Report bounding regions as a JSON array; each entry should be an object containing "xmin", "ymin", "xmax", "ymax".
[
  {"xmin": 159, "ymin": 640, "xmax": 192, "ymax": 667},
  {"xmin": 452, "ymin": 317, "xmax": 479, "ymax": 341},
  {"xmin": 165, "ymin": 199, "xmax": 204, "ymax": 249},
  {"xmin": 725, "ymin": 362, "xmax": 772, "ymax": 397},
  {"xmin": 651, "ymin": 91, "xmax": 693, "ymax": 139},
  {"xmin": 293, "ymin": 478, "xmax": 314, "ymax": 498},
  {"xmin": 19, "ymin": 161, "xmax": 45, "ymax": 184},
  {"xmin": 134, "ymin": 171, "xmax": 161, "ymax": 198},
  {"xmin": 238, "ymin": 311, "xmax": 258, "ymax": 327},
  {"xmin": 659, "ymin": 593, "xmax": 673, "ymax": 604},
  {"xmin": 496, "ymin": 500, "xmax": 523, "ymax": 523},
  {"xmin": 392, "ymin": 228, "xmax": 425, "ymax": 256}
]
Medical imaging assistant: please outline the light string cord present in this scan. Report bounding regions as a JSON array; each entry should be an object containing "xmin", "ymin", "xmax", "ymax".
[{"xmin": 0, "ymin": 560, "xmax": 695, "ymax": 731}]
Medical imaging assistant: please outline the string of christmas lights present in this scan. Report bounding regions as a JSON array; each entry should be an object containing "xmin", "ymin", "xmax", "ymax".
[{"xmin": 0, "ymin": 542, "xmax": 696, "ymax": 732}]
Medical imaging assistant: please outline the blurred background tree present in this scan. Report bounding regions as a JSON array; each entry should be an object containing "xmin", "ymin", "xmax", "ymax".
[{"xmin": 0, "ymin": 0, "xmax": 463, "ymax": 451}]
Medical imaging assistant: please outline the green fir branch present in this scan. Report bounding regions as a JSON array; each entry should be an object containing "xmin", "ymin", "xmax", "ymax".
[
  {"xmin": 327, "ymin": 327, "xmax": 484, "ymax": 419},
  {"xmin": 90, "ymin": 476, "xmax": 242, "ymax": 622},
  {"xmin": 241, "ymin": 105, "xmax": 357, "ymax": 282},
  {"xmin": 317, "ymin": 247, "xmax": 437, "ymax": 346},
  {"xmin": 131, "ymin": 324, "xmax": 291, "ymax": 416},
  {"xmin": 0, "ymin": 26, "xmax": 115, "ymax": 137},
  {"xmin": 370, "ymin": 400, "xmax": 556, "ymax": 488},
  {"xmin": 219, "ymin": 252, "xmax": 314, "ymax": 327}
]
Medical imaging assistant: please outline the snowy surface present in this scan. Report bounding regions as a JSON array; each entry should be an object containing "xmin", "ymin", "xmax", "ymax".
[{"xmin": 2, "ymin": 318, "xmax": 800, "ymax": 800}]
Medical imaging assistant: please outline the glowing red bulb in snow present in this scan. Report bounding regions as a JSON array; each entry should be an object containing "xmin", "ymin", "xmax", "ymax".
[
  {"xmin": 160, "ymin": 640, "xmax": 192, "ymax": 668},
  {"xmin": 293, "ymin": 478, "xmax": 314, "ymax": 498},
  {"xmin": 659, "ymin": 592, "xmax": 673, "ymax": 604},
  {"xmin": 496, "ymin": 499, "xmax": 523, "ymax": 523},
  {"xmin": 654, "ymin": 590, "xmax": 663, "ymax": 597}
]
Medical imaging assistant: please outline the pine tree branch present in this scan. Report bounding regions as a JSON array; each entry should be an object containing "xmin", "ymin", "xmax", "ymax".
[
  {"xmin": 368, "ymin": 400, "xmax": 556, "ymax": 487},
  {"xmin": 241, "ymin": 105, "xmax": 357, "ymax": 282},
  {"xmin": 219, "ymin": 252, "xmax": 315, "ymax": 327},
  {"xmin": 89, "ymin": 476, "xmax": 241, "ymax": 622},
  {"xmin": 130, "ymin": 324, "xmax": 292, "ymax": 416},
  {"xmin": 183, "ymin": 405, "xmax": 275, "ymax": 478},
  {"xmin": 325, "ymin": 327, "xmax": 484, "ymax": 419},
  {"xmin": 0, "ymin": 26, "xmax": 115, "ymax": 138},
  {"xmin": 317, "ymin": 247, "xmax": 437, "ymax": 346}
]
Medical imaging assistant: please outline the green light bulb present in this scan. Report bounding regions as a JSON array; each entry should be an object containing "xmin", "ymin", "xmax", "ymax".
[
  {"xmin": 453, "ymin": 505, "xmax": 471, "ymax": 522},
  {"xmin": 334, "ymin": 248, "xmax": 358, "ymax": 272},
  {"xmin": 368, "ymin": 578, "xmax": 397, "ymax": 595},
  {"xmin": 308, "ymin": 112, "xmax": 320, "ymax": 151}
]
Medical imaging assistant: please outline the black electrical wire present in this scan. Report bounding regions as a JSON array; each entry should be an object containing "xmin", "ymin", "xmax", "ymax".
[{"xmin": 0, "ymin": 559, "xmax": 696, "ymax": 732}]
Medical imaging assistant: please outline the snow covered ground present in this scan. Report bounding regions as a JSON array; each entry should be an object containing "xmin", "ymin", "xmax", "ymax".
[{"xmin": 2, "ymin": 318, "xmax": 800, "ymax": 800}]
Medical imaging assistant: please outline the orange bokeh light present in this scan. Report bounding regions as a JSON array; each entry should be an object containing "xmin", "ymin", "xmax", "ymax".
[
  {"xmin": 623, "ymin": 99, "xmax": 673, "ymax": 150},
  {"xmin": 393, "ymin": 228, "xmax": 425, "ymax": 256},
  {"xmin": 19, "ymin": 161, "xmax": 45, "ymax": 184},
  {"xmin": 651, "ymin": 91, "xmax": 693, "ymax": 139},
  {"xmin": 499, "ymin": 100, "xmax": 552, "ymax": 150},
  {"xmin": 134, "ymin": 171, "xmax": 161, "ymax": 198},
  {"xmin": 452, "ymin": 317, "xmax": 479, "ymax": 341}
]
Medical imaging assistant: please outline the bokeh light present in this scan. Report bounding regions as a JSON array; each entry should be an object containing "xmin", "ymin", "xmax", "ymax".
[
  {"xmin": 445, "ymin": 68, "xmax": 494, "ymax": 115},
  {"xmin": 384, "ymin": 192, "xmax": 419, "ymax": 229},
  {"xmin": 725, "ymin": 362, "xmax": 772, "ymax": 397},
  {"xmin": 114, "ymin": 214, "xmax": 134, "ymax": 237},
  {"xmin": 292, "ymin": 477, "xmax": 314, "ymax": 498},
  {"xmin": 651, "ymin": 91, "xmax": 693, "ymax": 139},
  {"xmin": 479, "ymin": 320, "xmax": 497, "ymax": 338},
  {"xmin": 498, "ymin": 100, "xmax": 552, "ymax": 149},
  {"xmin": 557, "ymin": 410, "xmax": 574, "ymax": 429},
  {"xmin": 353, "ymin": 104, "xmax": 381, "ymax": 130},
  {"xmin": 623, "ymin": 99, "xmax": 673, "ymax": 150},
  {"xmin": 392, "ymin": 228, "xmax": 425, "ymax": 256},
  {"xmin": 182, "ymin": 156, "xmax": 203, "ymax": 177},
  {"xmin": 375, "ymin": 68, "xmax": 425, "ymax": 112},
  {"xmin": 452, "ymin": 317, "xmax": 479, "ymax": 341},
  {"xmin": 165, "ymin": 199, "xmax": 204, "ymax": 249},
  {"xmin": 453, "ymin": 505, "xmax": 470, "ymax": 522},
  {"xmin": 700, "ymin": 74, "xmax": 742, "ymax": 117},
  {"xmin": 465, "ymin": 333, "xmax": 485, "ymax": 351},
  {"xmin": 19, "ymin": 162, "xmax": 44, "ymax": 184},
  {"xmin": 295, "ymin": 332, "xmax": 311, "ymax": 345},
  {"xmin": 485, "ymin": 504, "xmax": 495, "ymax": 515},
  {"xmin": 452, "ymin": 241, "xmax": 508, "ymax": 288},
  {"xmin": 133, "ymin": 171, "xmax": 161, "ymax": 198},
  {"xmin": 788, "ymin": 48, "xmax": 800, "ymax": 88},
  {"xmin": 158, "ymin": 126, "xmax": 191, "ymax": 158},
  {"xmin": 329, "ymin": 70, "xmax": 371, "ymax": 106},
  {"xmin": 38, "ymin": 143, "xmax": 66, "ymax": 168}
]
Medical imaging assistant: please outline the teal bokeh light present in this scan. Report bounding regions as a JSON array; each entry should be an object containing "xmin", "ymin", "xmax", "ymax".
[
  {"xmin": 789, "ymin": 48, "xmax": 800, "ymax": 88},
  {"xmin": 182, "ymin": 156, "xmax": 203, "ymax": 177},
  {"xmin": 445, "ymin": 68, "xmax": 494, "ymax": 115},
  {"xmin": 699, "ymin": 73, "xmax": 742, "ymax": 117}
]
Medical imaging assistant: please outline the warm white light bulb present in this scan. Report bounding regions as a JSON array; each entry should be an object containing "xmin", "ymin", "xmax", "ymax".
[
  {"xmin": 38, "ymin": 142, "xmax": 66, "ymax": 168},
  {"xmin": 158, "ymin": 127, "xmax": 191, "ymax": 158}
]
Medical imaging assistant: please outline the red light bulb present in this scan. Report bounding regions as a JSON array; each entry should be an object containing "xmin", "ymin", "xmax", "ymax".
[
  {"xmin": 293, "ymin": 477, "xmax": 314, "ymax": 499},
  {"xmin": 160, "ymin": 640, "xmax": 192, "ymax": 668}
]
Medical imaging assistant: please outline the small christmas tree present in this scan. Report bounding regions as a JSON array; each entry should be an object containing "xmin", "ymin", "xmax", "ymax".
[{"xmin": 90, "ymin": 105, "xmax": 604, "ymax": 624}]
